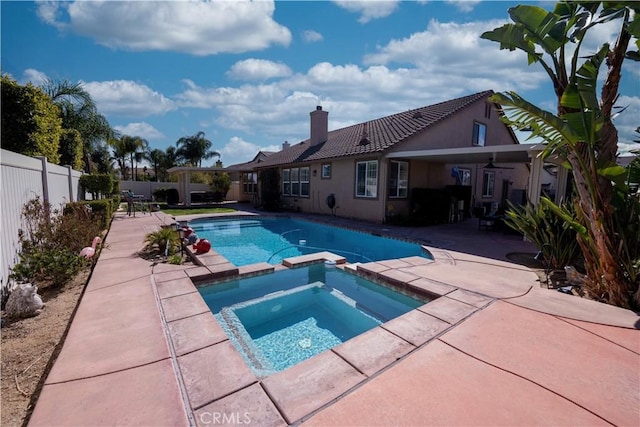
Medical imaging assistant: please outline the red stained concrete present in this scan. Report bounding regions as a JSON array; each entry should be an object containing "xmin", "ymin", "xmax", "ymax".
[
  {"xmin": 30, "ymin": 359, "xmax": 189, "ymax": 427},
  {"xmin": 262, "ymin": 351, "xmax": 366, "ymax": 423},
  {"xmin": 27, "ymin": 209, "xmax": 640, "ymax": 426},
  {"xmin": 45, "ymin": 276, "xmax": 170, "ymax": 383},
  {"xmin": 304, "ymin": 340, "xmax": 609, "ymax": 426},
  {"xmin": 440, "ymin": 301, "xmax": 640, "ymax": 426},
  {"xmin": 177, "ymin": 340, "xmax": 257, "ymax": 409},
  {"xmin": 194, "ymin": 383, "xmax": 286, "ymax": 427},
  {"xmin": 333, "ymin": 326, "xmax": 415, "ymax": 377}
]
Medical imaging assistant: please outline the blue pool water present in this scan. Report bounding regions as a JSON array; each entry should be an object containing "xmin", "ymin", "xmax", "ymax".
[
  {"xmin": 189, "ymin": 217, "xmax": 428, "ymax": 266},
  {"xmin": 199, "ymin": 264, "xmax": 427, "ymax": 376}
]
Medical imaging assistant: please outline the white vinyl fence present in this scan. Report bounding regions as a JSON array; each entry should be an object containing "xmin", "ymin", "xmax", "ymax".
[{"xmin": 1, "ymin": 149, "xmax": 82, "ymax": 293}]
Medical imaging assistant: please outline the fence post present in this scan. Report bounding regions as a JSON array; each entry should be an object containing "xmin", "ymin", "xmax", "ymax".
[
  {"xmin": 37, "ymin": 156, "xmax": 50, "ymax": 204},
  {"xmin": 66, "ymin": 165, "xmax": 75, "ymax": 202}
]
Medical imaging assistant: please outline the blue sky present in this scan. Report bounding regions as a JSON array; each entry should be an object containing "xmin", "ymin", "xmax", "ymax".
[{"xmin": 2, "ymin": 1, "xmax": 638, "ymax": 167}]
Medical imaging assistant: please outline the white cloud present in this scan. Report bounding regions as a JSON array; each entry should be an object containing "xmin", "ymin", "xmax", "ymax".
[
  {"xmin": 114, "ymin": 122, "xmax": 165, "ymax": 140},
  {"xmin": 363, "ymin": 19, "xmax": 547, "ymax": 92},
  {"xmin": 83, "ymin": 80, "xmax": 176, "ymax": 117},
  {"xmin": 445, "ymin": 0, "xmax": 481, "ymax": 13},
  {"xmin": 332, "ymin": 0, "xmax": 400, "ymax": 23},
  {"xmin": 614, "ymin": 95, "xmax": 640, "ymax": 156},
  {"xmin": 302, "ymin": 30, "xmax": 323, "ymax": 43},
  {"xmin": 227, "ymin": 59, "xmax": 292, "ymax": 81},
  {"xmin": 37, "ymin": 1, "xmax": 291, "ymax": 56},
  {"xmin": 19, "ymin": 68, "xmax": 49, "ymax": 86}
]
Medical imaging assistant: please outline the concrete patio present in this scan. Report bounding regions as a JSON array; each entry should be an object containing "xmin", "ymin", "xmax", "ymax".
[{"xmin": 28, "ymin": 206, "xmax": 639, "ymax": 426}]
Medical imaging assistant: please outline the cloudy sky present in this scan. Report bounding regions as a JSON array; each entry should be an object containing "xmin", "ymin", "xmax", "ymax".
[{"xmin": 2, "ymin": 1, "xmax": 638, "ymax": 167}]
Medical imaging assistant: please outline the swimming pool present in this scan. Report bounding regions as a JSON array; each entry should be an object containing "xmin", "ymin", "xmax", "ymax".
[
  {"xmin": 189, "ymin": 217, "xmax": 428, "ymax": 266},
  {"xmin": 199, "ymin": 264, "xmax": 427, "ymax": 377}
]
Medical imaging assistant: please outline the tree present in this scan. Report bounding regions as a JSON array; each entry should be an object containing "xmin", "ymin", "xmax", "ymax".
[
  {"xmin": 108, "ymin": 136, "xmax": 129, "ymax": 180},
  {"xmin": 482, "ymin": 2, "xmax": 640, "ymax": 309},
  {"xmin": 145, "ymin": 148, "xmax": 166, "ymax": 182},
  {"xmin": 58, "ymin": 128, "xmax": 84, "ymax": 170},
  {"xmin": 120, "ymin": 135, "xmax": 148, "ymax": 180},
  {"xmin": 42, "ymin": 78, "xmax": 113, "ymax": 173},
  {"xmin": 176, "ymin": 131, "xmax": 220, "ymax": 167},
  {"xmin": 1, "ymin": 74, "xmax": 62, "ymax": 163}
]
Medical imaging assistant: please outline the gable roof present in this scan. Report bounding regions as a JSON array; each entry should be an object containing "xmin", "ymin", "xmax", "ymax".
[
  {"xmin": 256, "ymin": 90, "xmax": 498, "ymax": 168},
  {"xmin": 226, "ymin": 150, "xmax": 276, "ymax": 171}
]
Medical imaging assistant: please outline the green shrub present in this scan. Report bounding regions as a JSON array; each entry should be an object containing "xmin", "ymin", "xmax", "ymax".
[
  {"xmin": 166, "ymin": 188, "xmax": 179, "ymax": 205},
  {"xmin": 153, "ymin": 187, "xmax": 169, "ymax": 202},
  {"xmin": 503, "ymin": 197, "xmax": 582, "ymax": 270},
  {"xmin": 65, "ymin": 199, "xmax": 112, "ymax": 229},
  {"xmin": 210, "ymin": 173, "xmax": 231, "ymax": 200},
  {"xmin": 144, "ymin": 227, "xmax": 179, "ymax": 255},
  {"xmin": 10, "ymin": 197, "xmax": 104, "ymax": 288},
  {"xmin": 80, "ymin": 174, "xmax": 115, "ymax": 199}
]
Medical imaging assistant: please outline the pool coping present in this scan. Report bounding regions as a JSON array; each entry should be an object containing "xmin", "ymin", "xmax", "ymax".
[{"xmin": 26, "ymin": 210, "xmax": 640, "ymax": 427}]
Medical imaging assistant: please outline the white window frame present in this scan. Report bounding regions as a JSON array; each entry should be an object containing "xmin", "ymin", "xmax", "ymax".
[
  {"xmin": 482, "ymin": 170, "xmax": 495, "ymax": 197},
  {"xmin": 282, "ymin": 168, "xmax": 291, "ymax": 195},
  {"xmin": 355, "ymin": 160, "xmax": 378, "ymax": 198},
  {"xmin": 242, "ymin": 172, "xmax": 257, "ymax": 194},
  {"xmin": 388, "ymin": 160, "xmax": 409, "ymax": 198},
  {"xmin": 282, "ymin": 166, "xmax": 310, "ymax": 197},
  {"xmin": 299, "ymin": 167, "xmax": 310, "ymax": 197},
  {"xmin": 459, "ymin": 168, "xmax": 471, "ymax": 186},
  {"xmin": 472, "ymin": 121, "xmax": 487, "ymax": 146}
]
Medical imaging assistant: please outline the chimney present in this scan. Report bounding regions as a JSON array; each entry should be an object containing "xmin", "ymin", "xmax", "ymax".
[
  {"xmin": 310, "ymin": 105, "xmax": 328, "ymax": 146},
  {"xmin": 282, "ymin": 140, "xmax": 290, "ymax": 151}
]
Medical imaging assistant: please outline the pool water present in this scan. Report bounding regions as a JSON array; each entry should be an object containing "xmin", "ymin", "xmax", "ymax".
[
  {"xmin": 189, "ymin": 217, "xmax": 427, "ymax": 266},
  {"xmin": 199, "ymin": 264, "xmax": 427, "ymax": 376}
]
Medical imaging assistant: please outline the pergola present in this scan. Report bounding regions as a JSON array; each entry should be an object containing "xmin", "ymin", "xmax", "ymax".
[
  {"xmin": 167, "ymin": 166, "xmax": 241, "ymax": 207},
  {"xmin": 387, "ymin": 143, "xmax": 568, "ymax": 206},
  {"xmin": 169, "ymin": 143, "xmax": 567, "ymax": 209}
]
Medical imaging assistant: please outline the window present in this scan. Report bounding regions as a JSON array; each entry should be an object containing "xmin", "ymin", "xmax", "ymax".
[
  {"xmin": 300, "ymin": 167, "xmax": 310, "ymax": 196},
  {"xmin": 242, "ymin": 172, "xmax": 257, "ymax": 194},
  {"xmin": 291, "ymin": 168, "xmax": 300, "ymax": 196},
  {"xmin": 482, "ymin": 171, "xmax": 495, "ymax": 197},
  {"xmin": 282, "ymin": 168, "xmax": 291, "ymax": 195},
  {"xmin": 282, "ymin": 167, "xmax": 310, "ymax": 197},
  {"xmin": 356, "ymin": 160, "xmax": 378, "ymax": 198},
  {"xmin": 472, "ymin": 122, "xmax": 486, "ymax": 146},
  {"xmin": 321, "ymin": 163, "xmax": 331, "ymax": 179},
  {"xmin": 388, "ymin": 160, "xmax": 408, "ymax": 198},
  {"xmin": 459, "ymin": 168, "xmax": 471, "ymax": 186}
]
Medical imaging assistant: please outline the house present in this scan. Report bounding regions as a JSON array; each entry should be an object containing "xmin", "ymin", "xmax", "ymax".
[
  {"xmin": 249, "ymin": 90, "xmax": 552, "ymax": 224},
  {"xmin": 226, "ymin": 150, "xmax": 275, "ymax": 202}
]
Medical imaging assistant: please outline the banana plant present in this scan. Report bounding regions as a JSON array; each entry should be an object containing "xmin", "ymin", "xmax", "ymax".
[{"xmin": 482, "ymin": 2, "xmax": 640, "ymax": 309}]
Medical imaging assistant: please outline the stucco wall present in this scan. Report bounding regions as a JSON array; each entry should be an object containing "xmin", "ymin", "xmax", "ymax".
[{"xmin": 388, "ymin": 100, "xmax": 517, "ymax": 153}]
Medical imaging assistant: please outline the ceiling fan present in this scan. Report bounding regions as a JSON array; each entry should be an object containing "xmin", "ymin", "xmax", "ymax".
[{"xmin": 483, "ymin": 158, "xmax": 514, "ymax": 170}]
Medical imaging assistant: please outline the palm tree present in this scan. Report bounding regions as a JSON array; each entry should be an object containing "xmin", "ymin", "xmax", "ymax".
[
  {"xmin": 108, "ymin": 136, "xmax": 129, "ymax": 180},
  {"xmin": 481, "ymin": 2, "xmax": 639, "ymax": 309},
  {"xmin": 120, "ymin": 135, "xmax": 148, "ymax": 180},
  {"xmin": 41, "ymin": 79, "xmax": 113, "ymax": 173},
  {"xmin": 145, "ymin": 148, "xmax": 166, "ymax": 182},
  {"xmin": 160, "ymin": 146, "xmax": 180, "ymax": 181},
  {"xmin": 175, "ymin": 131, "xmax": 220, "ymax": 167}
]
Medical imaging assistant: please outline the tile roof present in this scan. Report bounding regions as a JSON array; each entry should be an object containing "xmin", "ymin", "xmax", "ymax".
[
  {"xmin": 256, "ymin": 90, "xmax": 495, "ymax": 168},
  {"xmin": 226, "ymin": 151, "xmax": 276, "ymax": 171}
]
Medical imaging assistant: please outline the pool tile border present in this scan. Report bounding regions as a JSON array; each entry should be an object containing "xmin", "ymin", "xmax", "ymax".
[{"xmin": 153, "ymin": 254, "xmax": 497, "ymax": 425}]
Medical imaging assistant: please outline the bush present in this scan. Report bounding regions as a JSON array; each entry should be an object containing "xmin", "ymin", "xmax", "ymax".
[
  {"xmin": 80, "ymin": 174, "xmax": 115, "ymax": 199},
  {"xmin": 503, "ymin": 197, "xmax": 582, "ymax": 270},
  {"xmin": 210, "ymin": 173, "xmax": 231, "ymax": 201},
  {"xmin": 10, "ymin": 197, "xmax": 104, "ymax": 288},
  {"xmin": 65, "ymin": 200, "xmax": 112, "ymax": 229},
  {"xmin": 166, "ymin": 188, "xmax": 179, "ymax": 205},
  {"xmin": 144, "ymin": 227, "xmax": 179, "ymax": 256}
]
